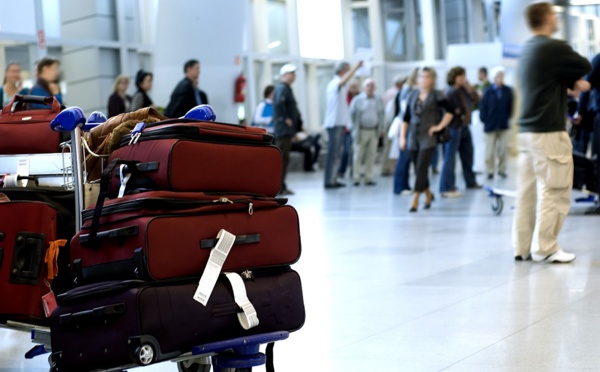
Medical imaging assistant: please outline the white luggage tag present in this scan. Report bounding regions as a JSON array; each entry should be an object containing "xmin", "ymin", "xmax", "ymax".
[
  {"xmin": 224, "ymin": 272, "xmax": 259, "ymax": 330},
  {"xmin": 2, "ymin": 158, "xmax": 31, "ymax": 188},
  {"xmin": 193, "ymin": 229, "xmax": 236, "ymax": 306},
  {"xmin": 128, "ymin": 122, "xmax": 146, "ymax": 145},
  {"xmin": 117, "ymin": 164, "xmax": 131, "ymax": 198}
]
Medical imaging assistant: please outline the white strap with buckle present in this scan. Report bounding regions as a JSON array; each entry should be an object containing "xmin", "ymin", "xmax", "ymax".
[
  {"xmin": 193, "ymin": 229, "xmax": 236, "ymax": 306},
  {"xmin": 224, "ymin": 272, "xmax": 259, "ymax": 330},
  {"xmin": 118, "ymin": 164, "xmax": 131, "ymax": 198}
]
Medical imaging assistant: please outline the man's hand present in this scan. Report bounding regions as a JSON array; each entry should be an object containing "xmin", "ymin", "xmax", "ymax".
[
  {"xmin": 573, "ymin": 115, "xmax": 583, "ymax": 125},
  {"xmin": 285, "ymin": 118, "xmax": 294, "ymax": 127},
  {"xmin": 575, "ymin": 80, "xmax": 591, "ymax": 92}
]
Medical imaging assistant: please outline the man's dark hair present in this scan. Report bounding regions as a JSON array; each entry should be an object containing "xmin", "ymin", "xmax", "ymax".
[
  {"xmin": 447, "ymin": 66, "xmax": 466, "ymax": 86},
  {"xmin": 37, "ymin": 56, "xmax": 60, "ymax": 76},
  {"xmin": 263, "ymin": 85, "xmax": 275, "ymax": 99},
  {"xmin": 184, "ymin": 59, "xmax": 200, "ymax": 73},
  {"xmin": 478, "ymin": 67, "xmax": 488, "ymax": 76},
  {"xmin": 526, "ymin": 2, "xmax": 553, "ymax": 30}
]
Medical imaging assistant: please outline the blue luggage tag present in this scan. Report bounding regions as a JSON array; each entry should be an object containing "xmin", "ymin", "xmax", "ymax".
[{"xmin": 128, "ymin": 122, "xmax": 146, "ymax": 145}]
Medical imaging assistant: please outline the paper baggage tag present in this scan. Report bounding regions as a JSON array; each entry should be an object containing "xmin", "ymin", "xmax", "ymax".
[
  {"xmin": 193, "ymin": 229, "xmax": 236, "ymax": 306},
  {"xmin": 17, "ymin": 158, "xmax": 29, "ymax": 187},
  {"xmin": 224, "ymin": 272, "xmax": 259, "ymax": 330},
  {"xmin": 118, "ymin": 164, "xmax": 131, "ymax": 198},
  {"xmin": 42, "ymin": 291, "xmax": 57, "ymax": 318}
]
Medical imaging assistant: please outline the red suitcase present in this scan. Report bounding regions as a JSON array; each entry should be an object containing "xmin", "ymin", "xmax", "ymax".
[
  {"xmin": 0, "ymin": 95, "xmax": 64, "ymax": 154},
  {"xmin": 108, "ymin": 120, "xmax": 283, "ymax": 197},
  {"xmin": 70, "ymin": 190, "xmax": 301, "ymax": 284},
  {"xmin": 0, "ymin": 200, "xmax": 62, "ymax": 321},
  {"xmin": 50, "ymin": 269, "xmax": 305, "ymax": 372}
]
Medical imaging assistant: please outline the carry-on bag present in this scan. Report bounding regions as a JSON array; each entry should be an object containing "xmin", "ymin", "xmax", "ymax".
[
  {"xmin": 0, "ymin": 194, "xmax": 71, "ymax": 322},
  {"xmin": 0, "ymin": 95, "xmax": 64, "ymax": 154},
  {"xmin": 107, "ymin": 119, "xmax": 283, "ymax": 196},
  {"xmin": 49, "ymin": 268, "xmax": 305, "ymax": 372},
  {"xmin": 70, "ymin": 189, "xmax": 301, "ymax": 284}
]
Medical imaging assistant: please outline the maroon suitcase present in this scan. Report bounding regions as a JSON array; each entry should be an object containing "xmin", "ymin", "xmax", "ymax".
[
  {"xmin": 0, "ymin": 95, "xmax": 64, "ymax": 154},
  {"xmin": 50, "ymin": 269, "xmax": 305, "ymax": 372},
  {"xmin": 70, "ymin": 190, "xmax": 301, "ymax": 284},
  {"xmin": 0, "ymin": 200, "xmax": 59, "ymax": 321},
  {"xmin": 108, "ymin": 120, "xmax": 283, "ymax": 197}
]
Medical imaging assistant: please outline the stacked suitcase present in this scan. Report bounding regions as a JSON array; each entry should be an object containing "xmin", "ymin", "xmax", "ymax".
[
  {"xmin": 47, "ymin": 109, "xmax": 305, "ymax": 371},
  {"xmin": 0, "ymin": 95, "xmax": 75, "ymax": 323}
]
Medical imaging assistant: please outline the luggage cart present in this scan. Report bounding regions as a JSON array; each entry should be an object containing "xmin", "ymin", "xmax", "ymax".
[
  {"xmin": 485, "ymin": 186, "xmax": 516, "ymax": 216},
  {"xmin": 20, "ymin": 106, "xmax": 293, "ymax": 371},
  {"xmin": 485, "ymin": 186, "xmax": 600, "ymax": 216}
]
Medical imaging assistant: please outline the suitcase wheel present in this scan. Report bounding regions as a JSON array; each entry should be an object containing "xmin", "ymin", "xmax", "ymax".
[
  {"xmin": 134, "ymin": 343, "xmax": 155, "ymax": 366},
  {"xmin": 491, "ymin": 196, "xmax": 504, "ymax": 216},
  {"xmin": 177, "ymin": 359, "xmax": 212, "ymax": 372}
]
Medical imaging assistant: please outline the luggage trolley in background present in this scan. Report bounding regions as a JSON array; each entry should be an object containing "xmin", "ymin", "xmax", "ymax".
[{"xmin": 23, "ymin": 106, "xmax": 297, "ymax": 372}]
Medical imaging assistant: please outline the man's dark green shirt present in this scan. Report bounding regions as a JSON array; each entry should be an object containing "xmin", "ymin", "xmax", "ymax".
[{"xmin": 518, "ymin": 35, "xmax": 591, "ymax": 133}]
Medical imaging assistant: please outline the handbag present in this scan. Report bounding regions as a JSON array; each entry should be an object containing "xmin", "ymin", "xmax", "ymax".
[{"xmin": 436, "ymin": 126, "xmax": 451, "ymax": 144}]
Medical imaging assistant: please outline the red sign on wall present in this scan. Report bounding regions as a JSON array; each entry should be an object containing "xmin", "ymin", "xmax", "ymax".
[{"xmin": 37, "ymin": 30, "xmax": 45, "ymax": 49}]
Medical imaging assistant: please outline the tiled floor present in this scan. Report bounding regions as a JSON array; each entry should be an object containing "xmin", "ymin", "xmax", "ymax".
[{"xmin": 2, "ymin": 162, "xmax": 600, "ymax": 372}]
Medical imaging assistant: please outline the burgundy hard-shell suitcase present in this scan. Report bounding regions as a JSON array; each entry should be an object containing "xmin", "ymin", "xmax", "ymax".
[
  {"xmin": 49, "ymin": 268, "xmax": 305, "ymax": 372},
  {"xmin": 70, "ymin": 190, "xmax": 301, "ymax": 284},
  {"xmin": 108, "ymin": 120, "xmax": 283, "ymax": 197}
]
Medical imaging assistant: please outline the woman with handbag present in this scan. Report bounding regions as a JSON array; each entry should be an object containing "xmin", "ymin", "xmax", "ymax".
[{"xmin": 400, "ymin": 67, "xmax": 454, "ymax": 212}]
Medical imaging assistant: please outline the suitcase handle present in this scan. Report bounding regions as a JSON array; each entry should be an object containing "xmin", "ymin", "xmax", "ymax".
[
  {"xmin": 200, "ymin": 234, "xmax": 261, "ymax": 249},
  {"xmin": 86, "ymin": 158, "xmax": 142, "ymax": 247},
  {"xmin": 2, "ymin": 95, "xmax": 62, "ymax": 114},
  {"xmin": 79, "ymin": 225, "xmax": 139, "ymax": 245},
  {"xmin": 58, "ymin": 303, "xmax": 127, "ymax": 326}
]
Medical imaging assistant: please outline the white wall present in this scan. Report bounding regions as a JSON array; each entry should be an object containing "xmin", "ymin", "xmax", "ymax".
[{"xmin": 153, "ymin": 0, "xmax": 248, "ymax": 124}]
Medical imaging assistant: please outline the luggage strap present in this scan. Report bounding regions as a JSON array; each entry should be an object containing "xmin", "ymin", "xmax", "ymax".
[
  {"xmin": 266, "ymin": 342, "xmax": 275, "ymax": 372},
  {"xmin": 223, "ymin": 272, "xmax": 259, "ymax": 330},
  {"xmin": 193, "ymin": 229, "xmax": 236, "ymax": 306},
  {"xmin": 44, "ymin": 240, "xmax": 67, "ymax": 280}
]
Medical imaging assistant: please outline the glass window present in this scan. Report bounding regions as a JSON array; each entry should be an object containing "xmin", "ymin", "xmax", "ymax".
[
  {"xmin": 352, "ymin": 7, "xmax": 371, "ymax": 49},
  {"xmin": 297, "ymin": 0, "xmax": 344, "ymax": 59},
  {"xmin": 384, "ymin": 10, "xmax": 406, "ymax": 60},
  {"xmin": 267, "ymin": 0, "xmax": 290, "ymax": 54}
]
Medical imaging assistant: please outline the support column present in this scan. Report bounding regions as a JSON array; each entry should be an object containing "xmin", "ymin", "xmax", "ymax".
[
  {"xmin": 421, "ymin": 0, "xmax": 437, "ymax": 62},
  {"xmin": 60, "ymin": 0, "xmax": 119, "ymax": 113}
]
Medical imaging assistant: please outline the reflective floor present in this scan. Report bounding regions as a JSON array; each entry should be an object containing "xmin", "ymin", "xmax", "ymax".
[{"xmin": 2, "ymin": 160, "xmax": 600, "ymax": 372}]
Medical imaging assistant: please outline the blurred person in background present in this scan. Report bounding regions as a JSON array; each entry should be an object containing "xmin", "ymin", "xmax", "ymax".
[
  {"xmin": 382, "ymin": 75, "xmax": 406, "ymax": 176},
  {"xmin": 351, "ymin": 78, "xmax": 385, "ymax": 186},
  {"xmin": 291, "ymin": 114, "xmax": 321, "ymax": 172},
  {"xmin": 479, "ymin": 66, "xmax": 514, "ymax": 180},
  {"xmin": 338, "ymin": 79, "xmax": 361, "ymax": 180},
  {"xmin": 164, "ymin": 59, "xmax": 208, "ymax": 118},
  {"xmin": 472, "ymin": 67, "xmax": 492, "ymax": 174},
  {"xmin": 0, "ymin": 62, "xmax": 21, "ymax": 107},
  {"xmin": 130, "ymin": 70, "xmax": 154, "ymax": 112},
  {"xmin": 440, "ymin": 66, "xmax": 481, "ymax": 198},
  {"xmin": 251, "ymin": 85, "xmax": 275, "ymax": 134},
  {"xmin": 323, "ymin": 60, "xmax": 363, "ymax": 189},
  {"xmin": 107, "ymin": 75, "xmax": 131, "ymax": 117},
  {"xmin": 400, "ymin": 67, "xmax": 454, "ymax": 212},
  {"xmin": 393, "ymin": 67, "xmax": 419, "ymax": 195},
  {"xmin": 513, "ymin": 2, "xmax": 591, "ymax": 263},
  {"xmin": 30, "ymin": 57, "xmax": 63, "ymax": 107},
  {"xmin": 574, "ymin": 75, "xmax": 598, "ymax": 156},
  {"xmin": 273, "ymin": 64, "xmax": 300, "ymax": 195}
]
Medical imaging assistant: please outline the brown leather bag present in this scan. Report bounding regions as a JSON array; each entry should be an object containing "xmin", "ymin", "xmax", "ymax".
[{"xmin": 85, "ymin": 107, "xmax": 166, "ymax": 181}]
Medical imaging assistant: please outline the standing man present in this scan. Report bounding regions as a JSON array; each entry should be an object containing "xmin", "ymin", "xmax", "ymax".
[
  {"xmin": 479, "ymin": 66, "xmax": 514, "ymax": 180},
  {"xmin": 164, "ymin": 59, "xmax": 209, "ymax": 118},
  {"xmin": 513, "ymin": 2, "xmax": 591, "ymax": 263},
  {"xmin": 323, "ymin": 60, "xmax": 363, "ymax": 189},
  {"xmin": 273, "ymin": 64, "xmax": 300, "ymax": 196},
  {"xmin": 472, "ymin": 67, "xmax": 492, "ymax": 174},
  {"xmin": 350, "ymin": 78, "xmax": 385, "ymax": 186},
  {"xmin": 441, "ymin": 67, "xmax": 480, "ymax": 198}
]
